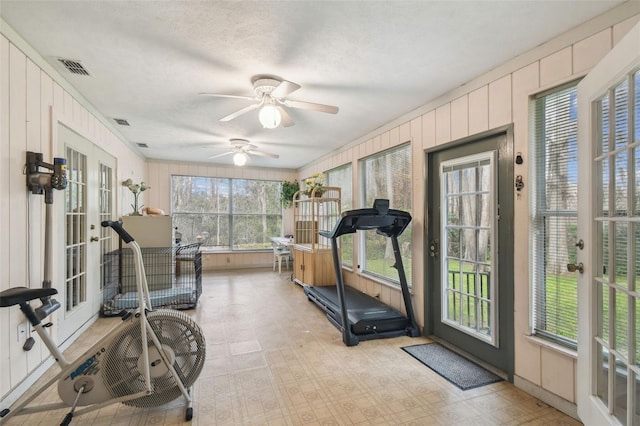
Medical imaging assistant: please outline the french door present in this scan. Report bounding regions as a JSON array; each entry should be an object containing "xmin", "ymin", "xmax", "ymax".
[
  {"xmin": 426, "ymin": 130, "xmax": 514, "ymax": 379},
  {"xmin": 577, "ymin": 21, "xmax": 640, "ymax": 425},
  {"xmin": 58, "ymin": 125, "xmax": 115, "ymax": 342}
]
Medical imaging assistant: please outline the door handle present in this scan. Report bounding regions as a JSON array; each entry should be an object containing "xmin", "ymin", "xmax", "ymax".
[
  {"xmin": 90, "ymin": 236, "xmax": 99, "ymax": 242},
  {"xmin": 567, "ymin": 263, "xmax": 584, "ymax": 273}
]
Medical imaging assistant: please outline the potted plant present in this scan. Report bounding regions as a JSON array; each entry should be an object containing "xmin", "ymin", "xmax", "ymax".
[{"xmin": 280, "ymin": 180, "xmax": 299, "ymax": 208}]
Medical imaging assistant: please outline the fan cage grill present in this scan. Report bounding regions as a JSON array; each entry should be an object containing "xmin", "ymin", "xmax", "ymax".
[{"xmin": 101, "ymin": 309, "xmax": 206, "ymax": 407}]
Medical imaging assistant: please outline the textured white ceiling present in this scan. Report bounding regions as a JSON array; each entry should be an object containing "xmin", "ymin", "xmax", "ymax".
[{"xmin": 0, "ymin": 1, "xmax": 624, "ymax": 169}]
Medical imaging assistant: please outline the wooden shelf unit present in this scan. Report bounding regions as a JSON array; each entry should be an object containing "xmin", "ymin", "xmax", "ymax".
[{"xmin": 292, "ymin": 186, "xmax": 341, "ymax": 286}]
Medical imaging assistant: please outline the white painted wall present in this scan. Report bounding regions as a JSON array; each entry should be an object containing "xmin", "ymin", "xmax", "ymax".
[{"xmin": 0, "ymin": 28, "xmax": 145, "ymax": 403}]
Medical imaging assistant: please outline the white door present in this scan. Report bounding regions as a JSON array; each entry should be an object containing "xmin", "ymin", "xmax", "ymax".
[
  {"xmin": 58, "ymin": 125, "xmax": 115, "ymax": 342},
  {"xmin": 577, "ymin": 22, "xmax": 640, "ymax": 425}
]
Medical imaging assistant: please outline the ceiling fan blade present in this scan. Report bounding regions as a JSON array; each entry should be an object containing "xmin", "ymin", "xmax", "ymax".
[
  {"xmin": 219, "ymin": 103, "xmax": 260, "ymax": 122},
  {"xmin": 248, "ymin": 149, "xmax": 279, "ymax": 159},
  {"xmin": 271, "ymin": 80, "xmax": 301, "ymax": 98},
  {"xmin": 199, "ymin": 93, "xmax": 255, "ymax": 101},
  {"xmin": 282, "ymin": 99, "xmax": 339, "ymax": 114},
  {"xmin": 277, "ymin": 106, "xmax": 295, "ymax": 127},
  {"xmin": 208, "ymin": 151, "xmax": 234, "ymax": 159}
]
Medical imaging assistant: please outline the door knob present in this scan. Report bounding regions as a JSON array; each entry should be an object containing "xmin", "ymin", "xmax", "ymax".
[
  {"xmin": 90, "ymin": 236, "xmax": 99, "ymax": 242},
  {"xmin": 567, "ymin": 263, "xmax": 584, "ymax": 273}
]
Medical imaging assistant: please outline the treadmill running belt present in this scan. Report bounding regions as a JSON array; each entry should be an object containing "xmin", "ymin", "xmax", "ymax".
[{"xmin": 305, "ymin": 285, "xmax": 409, "ymax": 335}]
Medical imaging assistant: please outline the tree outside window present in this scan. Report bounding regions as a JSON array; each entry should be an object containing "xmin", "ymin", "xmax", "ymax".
[
  {"xmin": 359, "ymin": 144, "xmax": 412, "ymax": 284},
  {"xmin": 172, "ymin": 176, "xmax": 282, "ymax": 250}
]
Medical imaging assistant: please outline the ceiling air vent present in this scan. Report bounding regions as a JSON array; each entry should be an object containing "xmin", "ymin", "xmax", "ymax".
[
  {"xmin": 57, "ymin": 58, "xmax": 91, "ymax": 76},
  {"xmin": 137, "ymin": 143, "xmax": 149, "ymax": 148},
  {"xmin": 113, "ymin": 118, "xmax": 130, "ymax": 126}
]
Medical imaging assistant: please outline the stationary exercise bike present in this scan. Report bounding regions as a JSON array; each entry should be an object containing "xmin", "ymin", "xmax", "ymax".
[{"xmin": 0, "ymin": 153, "xmax": 206, "ymax": 424}]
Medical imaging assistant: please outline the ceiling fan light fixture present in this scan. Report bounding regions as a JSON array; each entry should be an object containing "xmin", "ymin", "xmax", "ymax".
[
  {"xmin": 233, "ymin": 152, "xmax": 249, "ymax": 166},
  {"xmin": 259, "ymin": 104, "xmax": 281, "ymax": 129}
]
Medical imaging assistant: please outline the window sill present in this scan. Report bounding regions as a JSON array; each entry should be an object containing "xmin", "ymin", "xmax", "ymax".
[
  {"xmin": 523, "ymin": 334, "xmax": 577, "ymax": 360},
  {"xmin": 358, "ymin": 270, "xmax": 414, "ymax": 295}
]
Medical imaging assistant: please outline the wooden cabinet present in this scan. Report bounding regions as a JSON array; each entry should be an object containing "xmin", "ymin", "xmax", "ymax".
[{"xmin": 292, "ymin": 187, "xmax": 341, "ymax": 286}]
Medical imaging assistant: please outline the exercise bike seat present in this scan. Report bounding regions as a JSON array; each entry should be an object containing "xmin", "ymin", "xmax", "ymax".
[{"xmin": 0, "ymin": 287, "xmax": 58, "ymax": 307}]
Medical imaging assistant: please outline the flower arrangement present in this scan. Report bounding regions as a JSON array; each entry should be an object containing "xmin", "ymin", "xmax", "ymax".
[
  {"xmin": 122, "ymin": 179, "xmax": 150, "ymax": 216},
  {"xmin": 304, "ymin": 173, "xmax": 325, "ymax": 197}
]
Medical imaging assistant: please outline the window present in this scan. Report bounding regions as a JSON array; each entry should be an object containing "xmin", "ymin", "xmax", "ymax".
[
  {"xmin": 531, "ymin": 81, "xmax": 579, "ymax": 347},
  {"xmin": 359, "ymin": 143, "xmax": 412, "ymax": 284},
  {"xmin": 172, "ymin": 176, "xmax": 282, "ymax": 250},
  {"xmin": 326, "ymin": 163, "xmax": 353, "ymax": 266}
]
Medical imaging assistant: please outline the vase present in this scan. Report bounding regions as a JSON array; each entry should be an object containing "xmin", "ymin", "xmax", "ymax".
[{"xmin": 130, "ymin": 192, "xmax": 142, "ymax": 215}]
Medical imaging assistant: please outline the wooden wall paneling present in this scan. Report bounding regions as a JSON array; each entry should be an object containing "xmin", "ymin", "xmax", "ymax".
[
  {"xmin": 539, "ymin": 46, "xmax": 573, "ymax": 88},
  {"xmin": 380, "ymin": 131, "xmax": 390, "ymax": 150},
  {"xmin": 573, "ymin": 29, "xmax": 612, "ymax": 75},
  {"xmin": 372, "ymin": 134, "xmax": 381, "ymax": 153},
  {"xmin": 512, "ymin": 62, "xmax": 541, "ymax": 386},
  {"xmin": 39, "ymin": 72, "xmax": 55, "ymax": 359},
  {"xmin": 26, "ymin": 58, "xmax": 45, "ymax": 369},
  {"xmin": 399, "ymin": 121, "xmax": 411, "ymax": 143},
  {"xmin": 389, "ymin": 126, "xmax": 400, "ymax": 147},
  {"xmin": 8, "ymin": 42, "xmax": 28, "ymax": 388},
  {"xmin": 450, "ymin": 95, "xmax": 469, "ymax": 141},
  {"xmin": 410, "ymin": 115, "xmax": 424, "ymax": 328},
  {"xmin": 468, "ymin": 85, "xmax": 489, "ymax": 135},
  {"xmin": 489, "ymin": 74, "xmax": 512, "ymax": 129},
  {"xmin": 613, "ymin": 14, "xmax": 640, "ymax": 45},
  {"xmin": 421, "ymin": 110, "xmax": 436, "ymax": 150},
  {"xmin": 541, "ymin": 347, "xmax": 576, "ymax": 402},
  {"xmin": 0, "ymin": 34, "xmax": 11, "ymax": 398},
  {"xmin": 435, "ymin": 102, "xmax": 451, "ymax": 145}
]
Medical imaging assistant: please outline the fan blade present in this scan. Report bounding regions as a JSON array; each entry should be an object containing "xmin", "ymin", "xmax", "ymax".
[
  {"xmin": 271, "ymin": 80, "xmax": 301, "ymax": 98},
  {"xmin": 282, "ymin": 99, "xmax": 338, "ymax": 114},
  {"xmin": 248, "ymin": 149, "xmax": 279, "ymax": 159},
  {"xmin": 199, "ymin": 93, "xmax": 255, "ymax": 101},
  {"xmin": 208, "ymin": 151, "xmax": 234, "ymax": 159},
  {"xmin": 277, "ymin": 106, "xmax": 295, "ymax": 128},
  {"xmin": 219, "ymin": 103, "xmax": 260, "ymax": 122}
]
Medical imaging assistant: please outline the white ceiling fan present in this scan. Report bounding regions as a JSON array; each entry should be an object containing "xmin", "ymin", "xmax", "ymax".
[
  {"xmin": 200, "ymin": 76, "xmax": 339, "ymax": 128},
  {"xmin": 209, "ymin": 138, "xmax": 279, "ymax": 166}
]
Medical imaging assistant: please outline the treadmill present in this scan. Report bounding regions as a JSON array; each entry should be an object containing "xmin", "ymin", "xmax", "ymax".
[{"xmin": 304, "ymin": 199, "xmax": 420, "ymax": 346}]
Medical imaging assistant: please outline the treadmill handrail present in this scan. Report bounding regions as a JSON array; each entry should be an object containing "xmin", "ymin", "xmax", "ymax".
[{"xmin": 324, "ymin": 206, "xmax": 411, "ymax": 239}]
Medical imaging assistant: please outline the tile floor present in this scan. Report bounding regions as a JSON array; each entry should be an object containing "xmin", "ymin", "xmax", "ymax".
[{"xmin": 4, "ymin": 269, "xmax": 581, "ymax": 425}]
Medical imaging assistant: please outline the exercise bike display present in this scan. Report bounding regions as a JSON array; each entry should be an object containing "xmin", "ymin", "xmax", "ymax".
[{"xmin": 0, "ymin": 220, "xmax": 206, "ymax": 424}]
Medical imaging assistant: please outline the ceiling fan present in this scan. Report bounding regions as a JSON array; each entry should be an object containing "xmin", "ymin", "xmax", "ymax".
[
  {"xmin": 200, "ymin": 76, "xmax": 339, "ymax": 128},
  {"xmin": 209, "ymin": 138, "xmax": 279, "ymax": 166}
]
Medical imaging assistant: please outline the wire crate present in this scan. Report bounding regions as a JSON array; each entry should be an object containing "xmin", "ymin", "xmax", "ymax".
[{"xmin": 102, "ymin": 244, "xmax": 202, "ymax": 316}]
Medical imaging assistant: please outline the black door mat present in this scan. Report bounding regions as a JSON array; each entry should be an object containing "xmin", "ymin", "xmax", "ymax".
[{"xmin": 402, "ymin": 342, "xmax": 503, "ymax": 390}]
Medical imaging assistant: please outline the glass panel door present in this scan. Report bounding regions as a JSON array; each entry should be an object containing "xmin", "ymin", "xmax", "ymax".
[
  {"xmin": 441, "ymin": 152, "xmax": 496, "ymax": 345},
  {"xmin": 576, "ymin": 21, "xmax": 640, "ymax": 425}
]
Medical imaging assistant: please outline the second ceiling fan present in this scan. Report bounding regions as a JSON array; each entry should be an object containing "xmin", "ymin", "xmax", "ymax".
[
  {"xmin": 209, "ymin": 139, "xmax": 278, "ymax": 166},
  {"xmin": 201, "ymin": 76, "xmax": 339, "ymax": 128}
]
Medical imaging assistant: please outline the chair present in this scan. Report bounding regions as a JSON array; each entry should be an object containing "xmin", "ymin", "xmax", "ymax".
[{"xmin": 272, "ymin": 241, "xmax": 291, "ymax": 273}]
